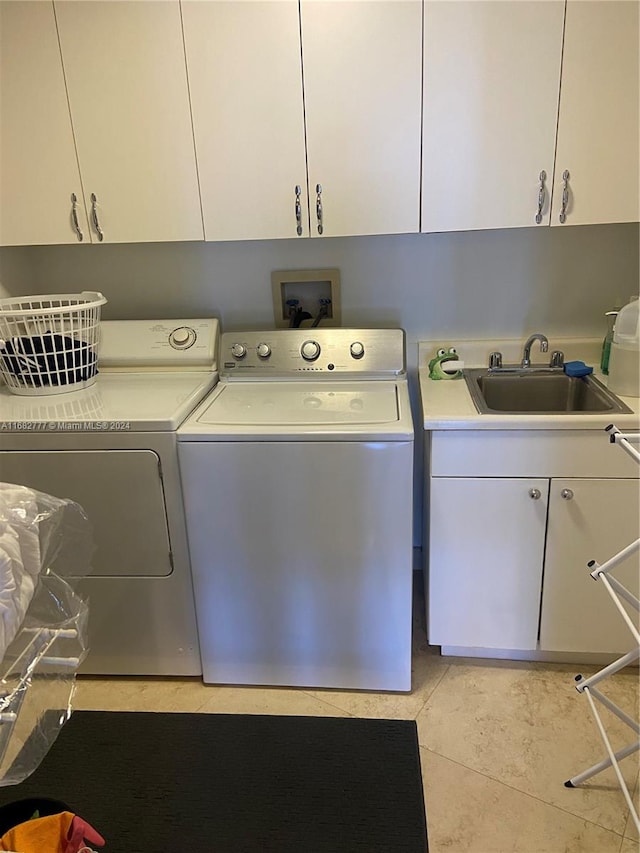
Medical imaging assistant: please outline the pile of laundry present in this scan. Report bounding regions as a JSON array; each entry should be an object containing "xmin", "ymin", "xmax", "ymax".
[
  {"xmin": 0, "ymin": 333, "xmax": 97, "ymax": 389},
  {"xmin": 0, "ymin": 484, "xmax": 91, "ymax": 794},
  {"xmin": 0, "ymin": 801, "xmax": 104, "ymax": 852},
  {"xmin": 0, "ymin": 485, "xmax": 43, "ymax": 663}
]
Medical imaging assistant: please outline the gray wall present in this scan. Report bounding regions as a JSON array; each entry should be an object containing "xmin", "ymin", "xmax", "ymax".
[
  {"xmin": 2, "ymin": 223, "xmax": 638, "ymax": 546},
  {"xmin": 1, "ymin": 224, "xmax": 638, "ymax": 356}
]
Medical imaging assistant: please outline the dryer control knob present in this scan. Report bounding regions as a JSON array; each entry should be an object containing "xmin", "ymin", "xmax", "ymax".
[
  {"xmin": 231, "ymin": 343, "xmax": 247, "ymax": 359},
  {"xmin": 169, "ymin": 326, "xmax": 196, "ymax": 349},
  {"xmin": 350, "ymin": 341, "xmax": 365, "ymax": 359},
  {"xmin": 301, "ymin": 340, "xmax": 321, "ymax": 361},
  {"xmin": 256, "ymin": 342, "xmax": 271, "ymax": 359}
]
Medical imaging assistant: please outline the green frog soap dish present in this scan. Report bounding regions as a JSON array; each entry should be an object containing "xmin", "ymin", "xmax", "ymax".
[{"xmin": 428, "ymin": 346, "xmax": 463, "ymax": 380}]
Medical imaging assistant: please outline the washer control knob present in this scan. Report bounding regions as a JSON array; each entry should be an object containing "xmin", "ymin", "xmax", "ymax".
[
  {"xmin": 350, "ymin": 341, "xmax": 365, "ymax": 359},
  {"xmin": 168, "ymin": 326, "xmax": 196, "ymax": 349},
  {"xmin": 301, "ymin": 340, "xmax": 321, "ymax": 361},
  {"xmin": 256, "ymin": 342, "xmax": 271, "ymax": 359},
  {"xmin": 230, "ymin": 343, "xmax": 247, "ymax": 359}
]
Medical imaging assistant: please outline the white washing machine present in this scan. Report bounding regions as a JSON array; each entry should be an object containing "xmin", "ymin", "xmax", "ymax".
[
  {"xmin": 0, "ymin": 318, "xmax": 219, "ymax": 675},
  {"xmin": 178, "ymin": 328, "xmax": 414, "ymax": 692}
]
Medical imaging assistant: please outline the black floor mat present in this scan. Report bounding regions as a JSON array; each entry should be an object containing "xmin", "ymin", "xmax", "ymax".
[{"xmin": 0, "ymin": 710, "xmax": 428, "ymax": 852}]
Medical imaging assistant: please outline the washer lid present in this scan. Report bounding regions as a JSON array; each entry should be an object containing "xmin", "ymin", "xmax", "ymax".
[{"xmin": 196, "ymin": 382, "xmax": 399, "ymax": 426}]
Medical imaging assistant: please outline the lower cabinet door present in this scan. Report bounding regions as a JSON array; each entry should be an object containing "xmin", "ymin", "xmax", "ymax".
[
  {"xmin": 428, "ymin": 477, "xmax": 548, "ymax": 649},
  {"xmin": 540, "ymin": 478, "xmax": 640, "ymax": 654}
]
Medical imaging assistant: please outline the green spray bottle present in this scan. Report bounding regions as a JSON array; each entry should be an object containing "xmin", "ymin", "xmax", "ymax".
[{"xmin": 600, "ymin": 310, "xmax": 619, "ymax": 374}]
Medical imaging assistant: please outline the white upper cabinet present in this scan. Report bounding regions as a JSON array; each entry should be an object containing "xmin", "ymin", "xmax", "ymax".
[
  {"xmin": 4, "ymin": 0, "xmax": 637, "ymax": 249},
  {"xmin": 54, "ymin": 0, "xmax": 203, "ymax": 244},
  {"xmin": 182, "ymin": 1, "xmax": 308, "ymax": 242},
  {"xmin": 300, "ymin": 0, "xmax": 422, "ymax": 238},
  {"xmin": 422, "ymin": 1, "xmax": 564, "ymax": 233},
  {"xmin": 0, "ymin": 1, "xmax": 89, "ymax": 247},
  {"xmin": 551, "ymin": 1, "xmax": 640, "ymax": 226}
]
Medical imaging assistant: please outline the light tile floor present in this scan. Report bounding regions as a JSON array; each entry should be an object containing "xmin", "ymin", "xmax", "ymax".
[{"xmin": 74, "ymin": 583, "xmax": 639, "ymax": 853}]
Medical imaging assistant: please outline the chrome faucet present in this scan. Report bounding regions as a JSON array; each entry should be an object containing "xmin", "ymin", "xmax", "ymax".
[{"xmin": 521, "ymin": 333, "xmax": 549, "ymax": 368}]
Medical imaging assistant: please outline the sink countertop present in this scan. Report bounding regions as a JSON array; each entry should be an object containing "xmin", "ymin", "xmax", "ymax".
[{"xmin": 418, "ymin": 338, "xmax": 640, "ymax": 431}]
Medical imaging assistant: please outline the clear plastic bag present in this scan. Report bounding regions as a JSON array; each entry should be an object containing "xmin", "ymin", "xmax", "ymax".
[{"xmin": 0, "ymin": 484, "xmax": 92, "ymax": 786}]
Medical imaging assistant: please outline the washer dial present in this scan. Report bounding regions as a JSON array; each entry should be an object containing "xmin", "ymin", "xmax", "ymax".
[
  {"xmin": 301, "ymin": 340, "xmax": 321, "ymax": 361},
  {"xmin": 230, "ymin": 343, "xmax": 247, "ymax": 359},
  {"xmin": 350, "ymin": 341, "xmax": 365, "ymax": 359},
  {"xmin": 168, "ymin": 326, "xmax": 196, "ymax": 349},
  {"xmin": 256, "ymin": 342, "xmax": 271, "ymax": 359}
]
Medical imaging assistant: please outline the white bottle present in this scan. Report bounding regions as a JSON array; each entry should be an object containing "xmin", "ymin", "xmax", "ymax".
[{"xmin": 608, "ymin": 295, "xmax": 640, "ymax": 397}]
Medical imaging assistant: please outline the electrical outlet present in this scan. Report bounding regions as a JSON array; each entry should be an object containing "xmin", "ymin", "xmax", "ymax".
[{"xmin": 271, "ymin": 268, "xmax": 341, "ymax": 329}]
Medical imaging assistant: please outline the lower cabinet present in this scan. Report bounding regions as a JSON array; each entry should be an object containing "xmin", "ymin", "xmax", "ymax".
[
  {"xmin": 540, "ymin": 478, "xmax": 640, "ymax": 654},
  {"xmin": 427, "ymin": 431, "xmax": 640, "ymax": 659},
  {"xmin": 428, "ymin": 476, "xmax": 548, "ymax": 650}
]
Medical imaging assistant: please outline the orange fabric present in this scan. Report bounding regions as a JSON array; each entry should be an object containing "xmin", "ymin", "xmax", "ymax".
[{"xmin": 0, "ymin": 810, "xmax": 74, "ymax": 852}]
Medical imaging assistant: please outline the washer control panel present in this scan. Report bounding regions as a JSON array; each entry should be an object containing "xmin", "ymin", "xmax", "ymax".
[{"xmin": 221, "ymin": 329, "xmax": 405, "ymax": 378}]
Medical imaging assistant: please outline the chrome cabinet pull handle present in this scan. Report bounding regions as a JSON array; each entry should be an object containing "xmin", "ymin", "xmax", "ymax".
[
  {"xmin": 315, "ymin": 183, "xmax": 323, "ymax": 235},
  {"xmin": 561, "ymin": 488, "xmax": 574, "ymax": 501},
  {"xmin": 559, "ymin": 170, "xmax": 570, "ymax": 223},
  {"xmin": 71, "ymin": 193, "xmax": 83, "ymax": 242},
  {"xmin": 90, "ymin": 192, "xmax": 104, "ymax": 241},
  {"xmin": 535, "ymin": 170, "xmax": 547, "ymax": 224},
  {"xmin": 295, "ymin": 185, "xmax": 303, "ymax": 236},
  {"xmin": 529, "ymin": 488, "xmax": 542, "ymax": 500}
]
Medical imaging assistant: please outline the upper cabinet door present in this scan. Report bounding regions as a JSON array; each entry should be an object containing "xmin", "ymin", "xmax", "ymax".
[
  {"xmin": 422, "ymin": 1, "xmax": 564, "ymax": 233},
  {"xmin": 54, "ymin": 0, "xmax": 203, "ymax": 244},
  {"xmin": 182, "ymin": 1, "xmax": 308, "ymax": 241},
  {"xmin": 300, "ymin": 0, "xmax": 422, "ymax": 238},
  {"xmin": 0, "ymin": 1, "xmax": 89, "ymax": 247},
  {"xmin": 551, "ymin": 1, "xmax": 640, "ymax": 226}
]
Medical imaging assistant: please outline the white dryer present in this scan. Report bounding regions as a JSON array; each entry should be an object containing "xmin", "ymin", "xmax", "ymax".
[
  {"xmin": 178, "ymin": 328, "xmax": 414, "ymax": 692},
  {"xmin": 0, "ymin": 318, "xmax": 219, "ymax": 675}
]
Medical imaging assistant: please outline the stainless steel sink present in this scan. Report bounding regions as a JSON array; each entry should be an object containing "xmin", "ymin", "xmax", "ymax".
[{"xmin": 464, "ymin": 369, "xmax": 633, "ymax": 415}]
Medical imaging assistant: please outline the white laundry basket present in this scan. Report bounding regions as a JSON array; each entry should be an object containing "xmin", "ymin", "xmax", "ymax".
[{"xmin": 0, "ymin": 292, "xmax": 107, "ymax": 396}]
